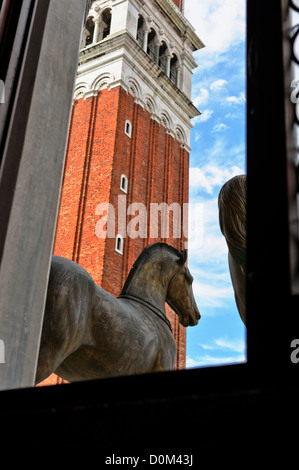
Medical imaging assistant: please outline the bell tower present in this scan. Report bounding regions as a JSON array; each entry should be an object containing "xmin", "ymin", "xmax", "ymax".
[{"xmin": 39, "ymin": 0, "xmax": 203, "ymax": 386}]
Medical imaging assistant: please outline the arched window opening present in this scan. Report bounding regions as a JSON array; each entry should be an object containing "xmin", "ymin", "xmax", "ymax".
[
  {"xmin": 124, "ymin": 120, "xmax": 132, "ymax": 138},
  {"xmin": 115, "ymin": 234, "xmax": 124, "ymax": 255},
  {"xmin": 99, "ymin": 8, "xmax": 112, "ymax": 41},
  {"xmin": 170, "ymin": 54, "xmax": 179, "ymax": 85},
  {"xmin": 137, "ymin": 15, "xmax": 145, "ymax": 47},
  {"xmin": 147, "ymin": 28, "xmax": 157, "ymax": 61},
  {"xmin": 159, "ymin": 41, "xmax": 168, "ymax": 74},
  {"xmin": 85, "ymin": 17, "xmax": 95, "ymax": 47},
  {"xmin": 120, "ymin": 174, "xmax": 128, "ymax": 194}
]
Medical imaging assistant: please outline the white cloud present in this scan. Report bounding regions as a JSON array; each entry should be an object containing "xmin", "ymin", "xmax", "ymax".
[
  {"xmin": 226, "ymin": 92, "xmax": 246, "ymax": 105},
  {"xmin": 210, "ymin": 79, "xmax": 228, "ymax": 91},
  {"xmin": 215, "ymin": 338, "xmax": 245, "ymax": 353},
  {"xmin": 189, "ymin": 164, "xmax": 243, "ymax": 194},
  {"xmin": 186, "ymin": 354, "xmax": 246, "ymax": 368},
  {"xmin": 225, "ymin": 111, "xmax": 241, "ymax": 120},
  {"xmin": 193, "ymin": 280, "xmax": 233, "ymax": 308},
  {"xmin": 184, "ymin": 0, "xmax": 246, "ymax": 55},
  {"xmin": 195, "ymin": 109, "xmax": 214, "ymax": 123},
  {"xmin": 187, "ymin": 196, "xmax": 240, "ymax": 309},
  {"xmin": 201, "ymin": 338, "xmax": 245, "ymax": 353},
  {"xmin": 193, "ymin": 88, "xmax": 209, "ymax": 107},
  {"xmin": 213, "ymin": 123, "xmax": 229, "ymax": 132},
  {"xmin": 186, "ymin": 336, "xmax": 246, "ymax": 368}
]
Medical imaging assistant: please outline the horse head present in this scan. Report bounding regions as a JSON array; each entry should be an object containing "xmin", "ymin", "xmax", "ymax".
[{"xmin": 166, "ymin": 248, "xmax": 200, "ymax": 327}]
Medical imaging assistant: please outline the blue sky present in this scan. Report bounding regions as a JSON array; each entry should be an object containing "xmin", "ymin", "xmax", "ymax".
[{"xmin": 183, "ymin": 0, "xmax": 247, "ymax": 368}]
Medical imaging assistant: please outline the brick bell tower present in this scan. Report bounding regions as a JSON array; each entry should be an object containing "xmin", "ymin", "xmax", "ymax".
[{"xmin": 39, "ymin": 0, "xmax": 203, "ymax": 386}]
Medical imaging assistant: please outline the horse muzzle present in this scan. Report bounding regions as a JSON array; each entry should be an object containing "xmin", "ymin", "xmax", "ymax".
[{"xmin": 183, "ymin": 309, "xmax": 200, "ymax": 327}]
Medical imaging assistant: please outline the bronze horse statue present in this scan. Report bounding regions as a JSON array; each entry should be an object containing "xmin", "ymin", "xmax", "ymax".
[
  {"xmin": 218, "ymin": 175, "xmax": 246, "ymax": 326},
  {"xmin": 36, "ymin": 243, "xmax": 200, "ymax": 384}
]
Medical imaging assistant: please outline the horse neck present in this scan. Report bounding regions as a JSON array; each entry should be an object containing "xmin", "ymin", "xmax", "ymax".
[{"xmin": 122, "ymin": 259, "xmax": 170, "ymax": 313}]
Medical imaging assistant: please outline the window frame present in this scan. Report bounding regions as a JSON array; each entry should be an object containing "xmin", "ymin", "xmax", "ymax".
[
  {"xmin": 124, "ymin": 119, "xmax": 132, "ymax": 138},
  {"xmin": 115, "ymin": 233, "xmax": 124, "ymax": 255},
  {"xmin": 1, "ymin": 1, "xmax": 299, "ymax": 458},
  {"xmin": 120, "ymin": 174, "xmax": 128, "ymax": 194}
]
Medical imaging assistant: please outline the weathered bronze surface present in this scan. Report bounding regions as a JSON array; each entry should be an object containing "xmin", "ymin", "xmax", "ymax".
[
  {"xmin": 35, "ymin": 243, "xmax": 200, "ymax": 384},
  {"xmin": 218, "ymin": 175, "xmax": 246, "ymax": 326}
]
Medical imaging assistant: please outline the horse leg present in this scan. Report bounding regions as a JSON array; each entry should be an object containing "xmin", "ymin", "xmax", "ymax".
[{"xmin": 35, "ymin": 348, "xmax": 62, "ymax": 385}]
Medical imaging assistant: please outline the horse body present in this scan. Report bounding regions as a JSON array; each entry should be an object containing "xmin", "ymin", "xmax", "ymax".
[{"xmin": 36, "ymin": 244, "xmax": 200, "ymax": 384}]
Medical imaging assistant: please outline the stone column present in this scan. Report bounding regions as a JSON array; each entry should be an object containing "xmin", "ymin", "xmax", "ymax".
[
  {"xmin": 93, "ymin": 18, "xmax": 100, "ymax": 44},
  {"xmin": 154, "ymin": 43, "xmax": 160, "ymax": 65},
  {"xmin": 176, "ymin": 67, "xmax": 182, "ymax": 88},
  {"xmin": 143, "ymin": 28, "xmax": 149, "ymax": 52},
  {"xmin": 166, "ymin": 54, "xmax": 171, "ymax": 77}
]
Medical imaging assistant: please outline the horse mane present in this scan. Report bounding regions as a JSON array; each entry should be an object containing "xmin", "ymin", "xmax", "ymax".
[
  {"xmin": 120, "ymin": 243, "xmax": 183, "ymax": 295},
  {"xmin": 218, "ymin": 174, "xmax": 246, "ymax": 268}
]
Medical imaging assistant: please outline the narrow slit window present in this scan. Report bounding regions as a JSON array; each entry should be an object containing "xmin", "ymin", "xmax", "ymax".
[
  {"xmin": 115, "ymin": 234, "xmax": 124, "ymax": 254},
  {"xmin": 124, "ymin": 120, "xmax": 132, "ymax": 138},
  {"xmin": 120, "ymin": 174, "xmax": 128, "ymax": 193}
]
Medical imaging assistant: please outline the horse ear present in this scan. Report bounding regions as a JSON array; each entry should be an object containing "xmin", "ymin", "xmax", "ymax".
[{"xmin": 179, "ymin": 249, "xmax": 187, "ymax": 265}]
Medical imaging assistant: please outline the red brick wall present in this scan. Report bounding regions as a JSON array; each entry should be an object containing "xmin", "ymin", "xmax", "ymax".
[
  {"xmin": 172, "ymin": 0, "xmax": 184, "ymax": 12},
  {"xmin": 39, "ymin": 86, "xmax": 189, "ymax": 385}
]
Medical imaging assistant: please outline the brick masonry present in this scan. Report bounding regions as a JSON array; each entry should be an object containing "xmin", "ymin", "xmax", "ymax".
[
  {"xmin": 172, "ymin": 0, "xmax": 184, "ymax": 12},
  {"xmin": 39, "ymin": 85, "xmax": 189, "ymax": 386}
]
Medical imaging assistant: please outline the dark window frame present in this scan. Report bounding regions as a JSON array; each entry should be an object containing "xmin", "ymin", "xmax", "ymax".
[{"xmin": 1, "ymin": 0, "xmax": 299, "ymax": 459}]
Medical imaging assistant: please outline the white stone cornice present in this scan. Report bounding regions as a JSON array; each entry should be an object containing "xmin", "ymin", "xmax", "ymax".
[{"xmin": 155, "ymin": 0, "xmax": 204, "ymax": 51}]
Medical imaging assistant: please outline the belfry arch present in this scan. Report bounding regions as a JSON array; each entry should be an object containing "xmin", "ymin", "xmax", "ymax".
[{"xmin": 82, "ymin": 7, "xmax": 112, "ymax": 48}]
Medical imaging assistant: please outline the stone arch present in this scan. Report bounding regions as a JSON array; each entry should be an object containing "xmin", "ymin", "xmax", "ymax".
[
  {"xmin": 73, "ymin": 82, "xmax": 90, "ymax": 101},
  {"xmin": 170, "ymin": 51, "xmax": 182, "ymax": 86},
  {"xmin": 147, "ymin": 27, "xmax": 158, "ymax": 61},
  {"xmin": 82, "ymin": 3, "xmax": 112, "ymax": 47},
  {"xmin": 175, "ymin": 125, "xmax": 186, "ymax": 146},
  {"xmin": 92, "ymin": 72, "xmax": 115, "ymax": 91},
  {"xmin": 144, "ymin": 94, "xmax": 157, "ymax": 115},
  {"xmin": 126, "ymin": 77, "xmax": 142, "ymax": 101},
  {"xmin": 158, "ymin": 40, "xmax": 170, "ymax": 74},
  {"xmin": 83, "ymin": 16, "xmax": 95, "ymax": 47},
  {"xmin": 98, "ymin": 7, "xmax": 112, "ymax": 41},
  {"xmin": 137, "ymin": 13, "xmax": 146, "ymax": 46},
  {"xmin": 160, "ymin": 110, "xmax": 173, "ymax": 131}
]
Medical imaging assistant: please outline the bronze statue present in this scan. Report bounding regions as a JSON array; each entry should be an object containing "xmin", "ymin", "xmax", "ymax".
[
  {"xmin": 35, "ymin": 243, "xmax": 200, "ymax": 384},
  {"xmin": 218, "ymin": 175, "xmax": 246, "ymax": 326}
]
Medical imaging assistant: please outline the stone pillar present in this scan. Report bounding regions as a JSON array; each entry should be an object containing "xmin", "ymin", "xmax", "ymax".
[
  {"xmin": 143, "ymin": 28, "xmax": 149, "ymax": 52},
  {"xmin": 176, "ymin": 67, "xmax": 182, "ymax": 88},
  {"xmin": 154, "ymin": 43, "xmax": 160, "ymax": 64},
  {"xmin": 93, "ymin": 18, "xmax": 100, "ymax": 44},
  {"xmin": 166, "ymin": 54, "xmax": 171, "ymax": 77}
]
